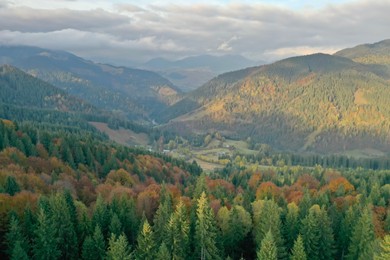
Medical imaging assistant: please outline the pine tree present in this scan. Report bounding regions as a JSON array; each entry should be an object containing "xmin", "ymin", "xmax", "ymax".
[
  {"xmin": 49, "ymin": 192, "xmax": 78, "ymax": 259},
  {"xmin": 285, "ymin": 203, "xmax": 300, "ymax": 251},
  {"xmin": 153, "ymin": 185, "xmax": 172, "ymax": 246},
  {"xmin": 136, "ymin": 219, "xmax": 155, "ymax": 260},
  {"xmin": 156, "ymin": 242, "xmax": 171, "ymax": 260},
  {"xmin": 338, "ymin": 206, "xmax": 357, "ymax": 259},
  {"xmin": 252, "ymin": 199, "xmax": 286, "ymax": 259},
  {"xmin": 5, "ymin": 215, "xmax": 28, "ymax": 258},
  {"xmin": 109, "ymin": 212, "xmax": 123, "ymax": 238},
  {"xmin": 92, "ymin": 194, "xmax": 110, "ymax": 238},
  {"xmin": 195, "ymin": 191, "xmax": 221, "ymax": 260},
  {"xmin": 317, "ymin": 207, "xmax": 334, "ymax": 260},
  {"xmin": 4, "ymin": 175, "xmax": 20, "ymax": 196},
  {"xmin": 11, "ymin": 241, "xmax": 29, "ymax": 260},
  {"xmin": 224, "ymin": 205, "xmax": 252, "ymax": 259},
  {"xmin": 106, "ymin": 233, "xmax": 132, "ymax": 260},
  {"xmin": 257, "ymin": 230, "xmax": 277, "ymax": 260},
  {"xmin": 33, "ymin": 208, "xmax": 60, "ymax": 260},
  {"xmin": 290, "ymin": 235, "xmax": 307, "ymax": 260},
  {"xmin": 92, "ymin": 225, "xmax": 106, "ymax": 259},
  {"xmin": 165, "ymin": 200, "xmax": 189, "ymax": 260},
  {"xmin": 81, "ymin": 236, "xmax": 96, "ymax": 260},
  {"xmin": 347, "ymin": 207, "xmax": 375, "ymax": 260},
  {"xmin": 375, "ymin": 235, "xmax": 390, "ymax": 260},
  {"xmin": 300, "ymin": 205, "xmax": 320, "ymax": 260}
]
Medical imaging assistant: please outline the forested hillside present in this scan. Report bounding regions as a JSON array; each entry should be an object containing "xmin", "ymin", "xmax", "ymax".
[
  {"xmin": 160, "ymin": 51, "xmax": 390, "ymax": 154},
  {"xmin": 0, "ymin": 119, "xmax": 389, "ymax": 260},
  {"xmin": 0, "ymin": 46, "xmax": 180, "ymax": 121}
]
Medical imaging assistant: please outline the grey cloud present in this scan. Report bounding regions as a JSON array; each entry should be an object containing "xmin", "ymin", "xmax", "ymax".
[{"xmin": 0, "ymin": 0, "xmax": 389, "ymax": 64}]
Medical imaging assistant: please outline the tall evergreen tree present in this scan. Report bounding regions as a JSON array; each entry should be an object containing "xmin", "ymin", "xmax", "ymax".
[
  {"xmin": 33, "ymin": 208, "xmax": 60, "ymax": 260},
  {"xmin": 4, "ymin": 175, "xmax": 20, "ymax": 196},
  {"xmin": 109, "ymin": 212, "xmax": 123, "ymax": 238},
  {"xmin": 257, "ymin": 230, "xmax": 277, "ymax": 260},
  {"xmin": 252, "ymin": 199, "xmax": 286, "ymax": 259},
  {"xmin": 81, "ymin": 225, "xmax": 105, "ymax": 260},
  {"xmin": 317, "ymin": 207, "xmax": 334, "ymax": 260},
  {"xmin": 284, "ymin": 202, "xmax": 300, "ymax": 252},
  {"xmin": 165, "ymin": 200, "xmax": 189, "ymax": 260},
  {"xmin": 136, "ymin": 218, "xmax": 155, "ymax": 260},
  {"xmin": 5, "ymin": 215, "xmax": 28, "ymax": 258},
  {"xmin": 153, "ymin": 185, "xmax": 172, "ymax": 246},
  {"xmin": 300, "ymin": 205, "xmax": 320, "ymax": 260},
  {"xmin": 156, "ymin": 242, "xmax": 171, "ymax": 260},
  {"xmin": 195, "ymin": 191, "xmax": 221, "ymax": 260},
  {"xmin": 11, "ymin": 241, "xmax": 29, "ymax": 260},
  {"xmin": 346, "ymin": 207, "xmax": 375, "ymax": 260},
  {"xmin": 106, "ymin": 233, "xmax": 132, "ymax": 260},
  {"xmin": 49, "ymin": 192, "xmax": 78, "ymax": 259},
  {"xmin": 375, "ymin": 235, "xmax": 390, "ymax": 260},
  {"xmin": 290, "ymin": 235, "xmax": 307, "ymax": 260}
]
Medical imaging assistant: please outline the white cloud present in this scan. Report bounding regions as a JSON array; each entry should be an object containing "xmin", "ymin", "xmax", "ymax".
[{"xmin": 0, "ymin": 0, "xmax": 389, "ymax": 64}]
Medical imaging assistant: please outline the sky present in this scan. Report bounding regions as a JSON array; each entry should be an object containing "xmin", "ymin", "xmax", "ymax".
[{"xmin": 0, "ymin": 0, "xmax": 389, "ymax": 65}]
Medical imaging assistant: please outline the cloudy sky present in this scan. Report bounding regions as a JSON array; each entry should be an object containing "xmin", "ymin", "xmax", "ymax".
[{"xmin": 0, "ymin": 0, "xmax": 389, "ymax": 65}]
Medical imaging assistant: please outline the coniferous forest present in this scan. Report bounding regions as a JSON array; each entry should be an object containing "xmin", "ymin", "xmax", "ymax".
[{"xmin": 0, "ymin": 119, "xmax": 389, "ymax": 260}]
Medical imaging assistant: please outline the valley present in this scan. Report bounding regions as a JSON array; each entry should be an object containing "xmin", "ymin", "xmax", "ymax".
[{"xmin": 0, "ymin": 33, "xmax": 389, "ymax": 260}]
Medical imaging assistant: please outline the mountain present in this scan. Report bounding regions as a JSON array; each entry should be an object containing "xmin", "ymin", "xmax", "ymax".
[
  {"xmin": 159, "ymin": 48, "xmax": 390, "ymax": 154},
  {"xmin": 143, "ymin": 54, "xmax": 260, "ymax": 91},
  {"xmin": 0, "ymin": 64, "xmax": 95, "ymax": 113},
  {"xmin": 335, "ymin": 39, "xmax": 390, "ymax": 66},
  {"xmin": 0, "ymin": 45, "xmax": 180, "ymax": 121},
  {"xmin": 0, "ymin": 64, "xmax": 108, "ymax": 134}
]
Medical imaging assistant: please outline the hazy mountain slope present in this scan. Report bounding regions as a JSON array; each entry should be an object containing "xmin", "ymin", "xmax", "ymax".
[
  {"xmin": 0, "ymin": 46, "xmax": 180, "ymax": 121},
  {"xmin": 162, "ymin": 53, "xmax": 390, "ymax": 153},
  {"xmin": 0, "ymin": 65, "xmax": 95, "ymax": 112},
  {"xmin": 143, "ymin": 54, "xmax": 260, "ymax": 91}
]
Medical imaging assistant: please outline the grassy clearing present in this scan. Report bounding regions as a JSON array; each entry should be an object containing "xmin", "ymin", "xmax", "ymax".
[{"xmin": 89, "ymin": 122, "xmax": 149, "ymax": 146}]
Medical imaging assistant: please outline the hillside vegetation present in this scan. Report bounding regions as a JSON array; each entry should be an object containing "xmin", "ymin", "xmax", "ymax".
[
  {"xmin": 0, "ymin": 46, "xmax": 180, "ymax": 121},
  {"xmin": 160, "ymin": 45, "xmax": 390, "ymax": 154}
]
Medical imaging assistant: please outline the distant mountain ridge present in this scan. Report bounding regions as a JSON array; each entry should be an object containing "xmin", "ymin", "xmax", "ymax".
[
  {"xmin": 159, "ymin": 40, "xmax": 390, "ymax": 154},
  {"xmin": 143, "ymin": 54, "xmax": 261, "ymax": 92},
  {"xmin": 0, "ymin": 45, "xmax": 180, "ymax": 121}
]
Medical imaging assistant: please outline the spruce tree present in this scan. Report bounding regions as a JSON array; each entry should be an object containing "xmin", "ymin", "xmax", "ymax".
[
  {"xmin": 11, "ymin": 241, "xmax": 29, "ymax": 260},
  {"xmin": 347, "ymin": 207, "xmax": 375, "ymax": 260},
  {"xmin": 300, "ymin": 205, "xmax": 320, "ymax": 260},
  {"xmin": 109, "ymin": 212, "xmax": 123, "ymax": 238},
  {"xmin": 106, "ymin": 233, "xmax": 132, "ymax": 260},
  {"xmin": 290, "ymin": 235, "xmax": 307, "ymax": 260},
  {"xmin": 33, "ymin": 208, "xmax": 60, "ymax": 260},
  {"xmin": 153, "ymin": 185, "xmax": 172, "ymax": 246},
  {"xmin": 49, "ymin": 192, "xmax": 78, "ymax": 259},
  {"xmin": 317, "ymin": 207, "xmax": 334, "ymax": 260},
  {"xmin": 375, "ymin": 235, "xmax": 390, "ymax": 260},
  {"xmin": 5, "ymin": 215, "xmax": 28, "ymax": 258},
  {"xmin": 195, "ymin": 191, "xmax": 221, "ymax": 260},
  {"xmin": 156, "ymin": 242, "xmax": 171, "ymax": 260},
  {"xmin": 257, "ymin": 230, "xmax": 277, "ymax": 260},
  {"xmin": 252, "ymin": 199, "xmax": 286, "ymax": 259},
  {"xmin": 4, "ymin": 175, "xmax": 20, "ymax": 196},
  {"xmin": 165, "ymin": 200, "xmax": 189, "ymax": 260},
  {"xmin": 285, "ymin": 202, "xmax": 300, "ymax": 251},
  {"xmin": 136, "ymin": 218, "xmax": 155, "ymax": 260}
]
